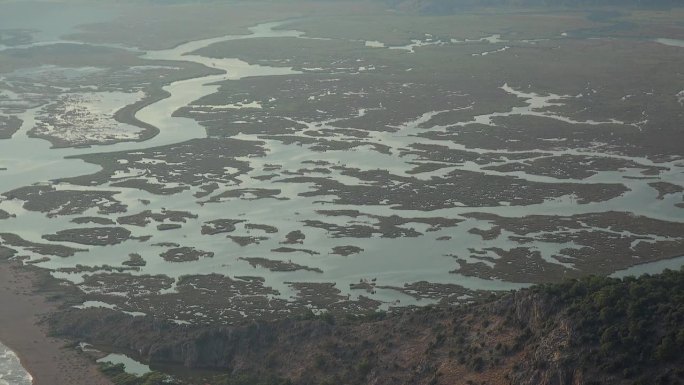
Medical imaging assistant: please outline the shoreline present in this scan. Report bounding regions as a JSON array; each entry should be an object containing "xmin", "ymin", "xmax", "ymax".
[
  {"xmin": 0, "ymin": 261, "xmax": 112, "ymax": 385},
  {"xmin": 112, "ymin": 86, "xmax": 168, "ymax": 144},
  {"xmin": 0, "ymin": 340, "xmax": 32, "ymax": 385},
  {"xmin": 25, "ymin": 87, "xmax": 168, "ymax": 150}
]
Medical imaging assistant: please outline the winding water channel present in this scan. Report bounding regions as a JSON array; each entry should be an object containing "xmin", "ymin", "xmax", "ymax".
[
  {"xmin": 0, "ymin": 20, "xmax": 306, "ymax": 382},
  {"xmin": 1, "ymin": 20, "xmax": 684, "ymax": 380},
  {"xmin": 1, "ymin": 22, "xmax": 683, "ymax": 292}
]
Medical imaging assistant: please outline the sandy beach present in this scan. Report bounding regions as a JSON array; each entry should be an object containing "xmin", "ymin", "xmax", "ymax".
[{"xmin": 0, "ymin": 261, "xmax": 112, "ymax": 385}]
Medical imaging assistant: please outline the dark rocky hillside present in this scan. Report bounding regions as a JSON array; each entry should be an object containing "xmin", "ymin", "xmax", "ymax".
[{"xmin": 49, "ymin": 268, "xmax": 684, "ymax": 385}]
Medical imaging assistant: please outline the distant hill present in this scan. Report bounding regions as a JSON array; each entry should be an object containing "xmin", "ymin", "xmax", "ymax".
[
  {"xmin": 51, "ymin": 267, "xmax": 684, "ymax": 385},
  {"xmin": 4, "ymin": 0, "xmax": 683, "ymax": 7},
  {"xmin": 388, "ymin": 0, "xmax": 684, "ymax": 13}
]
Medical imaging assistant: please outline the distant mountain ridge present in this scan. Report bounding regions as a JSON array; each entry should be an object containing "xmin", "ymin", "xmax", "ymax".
[
  {"xmin": 388, "ymin": 0, "xmax": 684, "ymax": 13},
  {"xmin": 5, "ymin": 0, "xmax": 683, "ymax": 7}
]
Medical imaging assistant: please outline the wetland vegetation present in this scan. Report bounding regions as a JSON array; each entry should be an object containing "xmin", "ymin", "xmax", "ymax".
[{"xmin": 0, "ymin": 0, "xmax": 683, "ymax": 384}]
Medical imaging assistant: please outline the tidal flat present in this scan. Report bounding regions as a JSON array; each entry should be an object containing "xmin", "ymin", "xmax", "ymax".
[{"xmin": 0, "ymin": 3, "xmax": 683, "ymax": 380}]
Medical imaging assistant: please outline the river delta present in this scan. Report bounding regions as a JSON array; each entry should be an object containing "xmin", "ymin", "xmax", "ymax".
[{"xmin": 0, "ymin": 2, "xmax": 683, "ymax": 378}]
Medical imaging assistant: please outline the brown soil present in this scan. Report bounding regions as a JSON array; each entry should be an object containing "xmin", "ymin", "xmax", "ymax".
[{"xmin": 0, "ymin": 261, "xmax": 112, "ymax": 385}]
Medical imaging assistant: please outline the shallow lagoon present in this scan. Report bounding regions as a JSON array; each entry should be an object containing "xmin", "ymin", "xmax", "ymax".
[{"xmin": 0, "ymin": 20, "xmax": 683, "ymax": 324}]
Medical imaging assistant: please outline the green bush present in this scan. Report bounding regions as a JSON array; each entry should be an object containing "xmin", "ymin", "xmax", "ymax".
[{"xmin": 538, "ymin": 267, "xmax": 684, "ymax": 372}]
